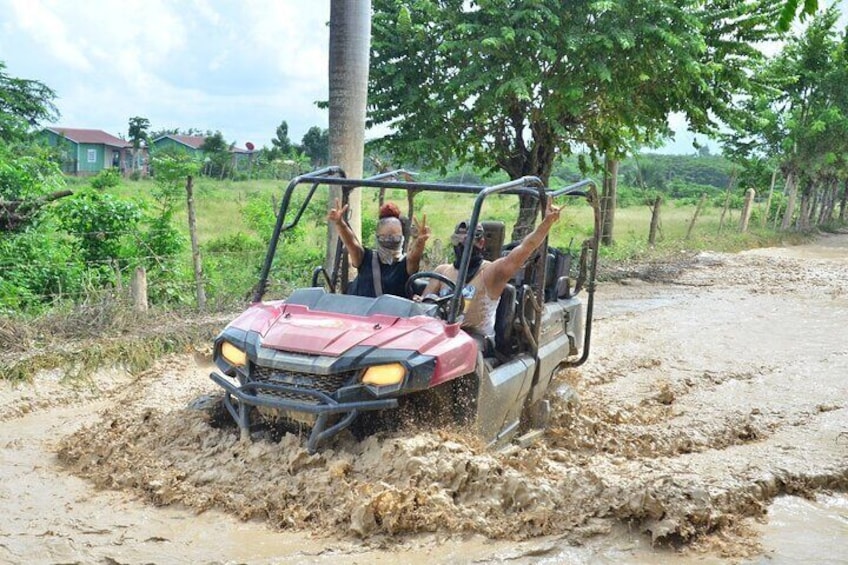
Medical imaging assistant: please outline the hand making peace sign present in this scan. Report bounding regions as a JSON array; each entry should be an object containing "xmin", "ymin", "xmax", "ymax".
[
  {"xmin": 327, "ymin": 198, "xmax": 349, "ymax": 224},
  {"xmin": 412, "ymin": 213, "xmax": 431, "ymax": 244}
]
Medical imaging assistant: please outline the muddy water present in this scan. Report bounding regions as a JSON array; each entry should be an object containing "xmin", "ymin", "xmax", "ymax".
[{"xmin": 2, "ymin": 234, "xmax": 848, "ymax": 563}]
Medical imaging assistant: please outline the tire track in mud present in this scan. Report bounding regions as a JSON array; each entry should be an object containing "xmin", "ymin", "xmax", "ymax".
[{"xmin": 54, "ymin": 234, "xmax": 848, "ymax": 553}]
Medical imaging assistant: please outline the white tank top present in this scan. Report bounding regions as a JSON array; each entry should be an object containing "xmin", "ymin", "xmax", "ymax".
[{"xmin": 435, "ymin": 262, "xmax": 500, "ymax": 339}]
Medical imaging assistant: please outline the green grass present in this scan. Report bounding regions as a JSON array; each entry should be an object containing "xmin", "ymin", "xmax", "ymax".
[{"xmin": 108, "ymin": 176, "xmax": 815, "ymax": 263}]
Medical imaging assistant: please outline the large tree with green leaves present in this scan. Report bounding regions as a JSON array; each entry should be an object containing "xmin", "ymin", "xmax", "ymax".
[
  {"xmin": 0, "ymin": 61, "xmax": 59, "ymax": 143},
  {"xmin": 369, "ymin": 0, "xmax": 780, "ymax": 240},
  {"xmin": 724, "ymin": 6, "xmax": 847, "ymax": 230}
]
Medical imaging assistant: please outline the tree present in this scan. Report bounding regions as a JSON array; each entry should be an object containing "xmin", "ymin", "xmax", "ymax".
[
  {"xmin": 778, "ymin": 0, "xmax": 819, "ymax": 31},
  {"xmin": 369, "ymin": 0, "xmax": 780, "ymax": 241},
  {"xmin": 199, "ymin": 131, "xmax": 232, "ymax": 179},
  {"xmin": 301, "ymin": 126, "xmax": 330, "ymax": 167},
  {"xmin": 326, "ymin": 0, "xmax": 371, "ymax": 272},
  {"xmin": 271, "ymin": 121, "xmax": 292, "ymax": 155},
  {"xmin": 723, "ymin": 7, "xmax": 848, "ymax": 230},
  {"xmin": 127, "ymin": 116, "xmax": 150, "ymax": 174},
  {"xmin": 0, "ymin": 61, "xmax": 59, "ymax": 143}
]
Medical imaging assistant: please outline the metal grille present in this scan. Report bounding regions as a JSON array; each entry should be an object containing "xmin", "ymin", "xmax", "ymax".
[{"xmin": 249, "ymin": 365, "xmax": 358, "ymax": 404}]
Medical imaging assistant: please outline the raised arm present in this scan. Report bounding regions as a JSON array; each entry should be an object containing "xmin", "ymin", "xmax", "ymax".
[
  {"xmin": 487, "ymin": 199, "xmax": 562, "ymax": 295},
  {"xmin": 406, "ymin": 213, "xmax": 431, "ymax": 275},
  {"xmin": 327, "ymin": 198, "xmax": 365, "ymax": 268}
]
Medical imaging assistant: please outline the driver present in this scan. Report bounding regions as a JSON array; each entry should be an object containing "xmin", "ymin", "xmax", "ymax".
[
  {"xmin": 421, "ymin": 200, "xmax": 562, "ymax": 342},
  {"xmin": 328, "ymin": 200, "xmax": 430, "ymax": 298}
]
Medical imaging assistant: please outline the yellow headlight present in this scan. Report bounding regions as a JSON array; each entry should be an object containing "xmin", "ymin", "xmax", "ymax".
[
  {"xmin": 362, "ymin": 363, "xmax": 406, "ymax": 386},
  {"xmin": 221, "ymin": 341, "xmax": 247, "ymax": 367}
]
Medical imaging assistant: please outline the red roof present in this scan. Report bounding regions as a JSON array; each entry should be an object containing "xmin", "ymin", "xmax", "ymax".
[
  {"xmin": 47, "ymin": 127, "xmax": 130, "ymax": 147},
  {"xmin": 166, "ymin": 134, "xmax": 207, "ymax": 149},
  {"xmin": 154, "ymin": 134, "xmax": 248, "ymax": 153}
]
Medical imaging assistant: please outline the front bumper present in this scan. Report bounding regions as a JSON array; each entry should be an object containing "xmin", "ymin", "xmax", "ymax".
[{"xmin": 210, "ymin": 372, "xmax": 399, "ymax": 452}]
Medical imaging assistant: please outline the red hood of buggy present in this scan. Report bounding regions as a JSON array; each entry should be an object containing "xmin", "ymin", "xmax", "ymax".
[{"xmin": 225, "ymin": 300, "xmax": 477, "ymax": 385}]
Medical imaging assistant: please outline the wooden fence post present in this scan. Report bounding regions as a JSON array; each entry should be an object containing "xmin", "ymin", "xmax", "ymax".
[
  {"xmin": 131, "ymin": 266, "xmax": 148, "ymax": 312},
  {"xmin": 686, "ymin": 194, "xmax": 708, "ymax": 240},
  {"xmin": 186, "ymin": 175, "xmax": 207, "ymax": 311},
  {"xmin": 718, "ymin": 169, "xmax": 737, "ymax": 233},
  {"xmin": 761, "ymin": 169, "xmax": 777, "ymax": 229},
  {"xmin": 740, "ymin": 188, "xmax": 756, "ymax": 233},
  {"xmin": 112, "ymin": 260, "xmax": 123, "ymax": 295},
  {"xmin": 648, "ymin": 195, "xmax": 662, "ymax": 245}
]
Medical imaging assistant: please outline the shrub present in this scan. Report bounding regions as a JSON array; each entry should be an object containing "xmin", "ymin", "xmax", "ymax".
[
  {"xmin": 0, "ymin": 228, "xmax": 85, "ymax": 311},
  {"xmin": 89, "ymin": 168, "xmax": 120, "ymax": 190},
  {"xmin": 54, "ymin": 189, "xmax": 144, "ymax": 265}
]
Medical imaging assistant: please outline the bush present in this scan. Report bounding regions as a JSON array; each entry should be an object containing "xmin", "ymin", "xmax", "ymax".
[
  {"xmin": 89, "ymin": 168, "xmax": 120, "ymax": 190},
  {"xmin": 54, "ymin": 189, "xmax": 144, "ymax": 265},
  {"xmin": 205, "ymin": 232, "xmax": 264, "ymax": 254},
  {"xmin": 0, "ymin": 228, "xmax": 85, "ymax": 311}
]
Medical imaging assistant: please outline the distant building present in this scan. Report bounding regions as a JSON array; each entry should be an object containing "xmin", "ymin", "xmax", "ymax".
[
  {"xmin": 151, "ymin": 134, "xmax": 251, "ymax": 171},
  {"xmin": 40, "ymin": 127, "xmax": 145, "ymax": 176}
]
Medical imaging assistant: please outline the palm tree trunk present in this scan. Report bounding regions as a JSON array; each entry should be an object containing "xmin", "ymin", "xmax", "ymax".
[{"xmin": 326, "ymin": 0, "xmax": 371, "ymax": 276}]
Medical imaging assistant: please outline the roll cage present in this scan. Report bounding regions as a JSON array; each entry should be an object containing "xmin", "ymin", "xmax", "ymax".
[{"xmin": 253, "ymin": 166, "xmax": 601, "ymax": 368}]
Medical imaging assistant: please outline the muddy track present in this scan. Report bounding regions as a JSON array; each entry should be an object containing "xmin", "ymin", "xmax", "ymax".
[{"xmin": 3, "ymin": 233, "xmax": 848, "ymax": 563}]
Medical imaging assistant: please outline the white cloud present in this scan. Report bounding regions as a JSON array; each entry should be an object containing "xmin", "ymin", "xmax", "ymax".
[
  {"xmin": 0, "ymin": 0, "xmax": 331, "ymax": 147},
  {"xmin": 8, "ymin": 0, "xmax": 93, "ymax": 71}
]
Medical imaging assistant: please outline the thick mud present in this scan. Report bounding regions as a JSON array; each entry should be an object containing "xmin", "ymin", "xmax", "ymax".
[{"xmin": 2, "ymin": 233, "xmax": 848, "ymax": 563}]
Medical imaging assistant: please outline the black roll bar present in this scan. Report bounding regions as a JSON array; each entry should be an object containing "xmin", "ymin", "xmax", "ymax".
[
  {"xmin": 253, "ymin": 167, "xmax": 345, "ymax": 302},
  {"xmin": 252, "ymin": 170, "xmax": 600, "ymax": 367}
]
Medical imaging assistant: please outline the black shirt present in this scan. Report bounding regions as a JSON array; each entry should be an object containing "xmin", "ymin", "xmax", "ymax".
[{"xmin": 346, "ymin": 248, "xmax": 410, "ymax": 298}]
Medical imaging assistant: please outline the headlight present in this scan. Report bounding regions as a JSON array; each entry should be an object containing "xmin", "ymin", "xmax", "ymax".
[
  {"xmin": 361, "ymin": 363, "xmax": 406, "ymax": 386},
  {"xmin": 220, "ymin": 341, "xmax": 247, "ymax": 367}
]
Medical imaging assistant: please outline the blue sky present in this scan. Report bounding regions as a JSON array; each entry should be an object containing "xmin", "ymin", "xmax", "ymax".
[
  {"xmin": 0, "ymin": 0, "xmax": 330, "ymax": 150},
  {"xmin": 1, "ymin": 1, "xmax": 844, "ymax": 155}
]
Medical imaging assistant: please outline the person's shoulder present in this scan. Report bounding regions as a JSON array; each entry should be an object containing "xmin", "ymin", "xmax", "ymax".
[{"xmin": 479, "ymin": 258, "xmax": 497, "ymax": 273}]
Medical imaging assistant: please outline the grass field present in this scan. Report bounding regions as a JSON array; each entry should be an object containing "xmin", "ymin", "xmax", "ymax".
[{"xmin": 103, "ymin": 176, "xmax": 808, "ymax": 265}]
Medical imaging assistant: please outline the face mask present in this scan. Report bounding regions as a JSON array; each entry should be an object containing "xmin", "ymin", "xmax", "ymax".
[
  {"xmin": 453, "ymin": 244, "xmax": 485, "ymax": 280},
  {"xmin": 377, "ymin": 234, "xmax": 403, "ymax": 251},
  {"xmin": 376, "ymin": 234, "xmax": 404, "ymax": 264}
]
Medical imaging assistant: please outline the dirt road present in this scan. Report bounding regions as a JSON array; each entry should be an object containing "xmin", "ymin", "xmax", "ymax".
[{"xmin": 1, "ymin": 233, "xmax": 846, "ymax": 564}]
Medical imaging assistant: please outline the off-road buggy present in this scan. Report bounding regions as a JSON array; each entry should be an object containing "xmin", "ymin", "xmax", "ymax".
[{"xmin": 208, "ymin": 167, "xmax": 600, "ymax": 452}]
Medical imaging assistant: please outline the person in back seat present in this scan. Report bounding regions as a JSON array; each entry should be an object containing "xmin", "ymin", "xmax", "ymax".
[
  {"xmin": 328, "ymin": 200, "xmax": 430, "ymax": 298},
  {"xmin": 420, "ymin": 200, "xmax": 562, "ymax": 341}
]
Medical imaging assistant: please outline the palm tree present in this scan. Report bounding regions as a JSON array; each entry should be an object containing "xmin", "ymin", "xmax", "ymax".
[{"xmin": 325, "ymin": 0, "xmax": 371, "ymax": 273}]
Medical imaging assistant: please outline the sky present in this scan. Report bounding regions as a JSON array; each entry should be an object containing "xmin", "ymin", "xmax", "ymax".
[
  {"xmin": 0, "ymin": 1, "xmax": 844, "ymax": 156},
  {"xmin": 0, "ymin": 0, "xmax": 330, "ymax": 151}
]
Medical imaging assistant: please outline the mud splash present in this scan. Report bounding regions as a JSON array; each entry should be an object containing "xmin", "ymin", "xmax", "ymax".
[{"xmin": 8, "ymin": 233, "xmax": 848, "ymax": 562}]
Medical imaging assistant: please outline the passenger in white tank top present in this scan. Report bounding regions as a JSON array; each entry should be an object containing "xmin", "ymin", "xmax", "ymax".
[{"xmin": 421, "ymin": 200, "xmax": 563, "ymax": 340}]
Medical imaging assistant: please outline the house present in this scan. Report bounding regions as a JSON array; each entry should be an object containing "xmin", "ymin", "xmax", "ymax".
[
  {"xmin": 40, "ymin": 127, "xmax": 143, "ymax": 176},
  {"xmin": 151, "ymin": 134, "xmax": 252, "ymax": 171}
]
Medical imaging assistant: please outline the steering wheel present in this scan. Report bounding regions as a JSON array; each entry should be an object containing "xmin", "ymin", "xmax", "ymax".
[{"xmin": 405, "ymin": 271, "xmax": 461, "ymax": 319}]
